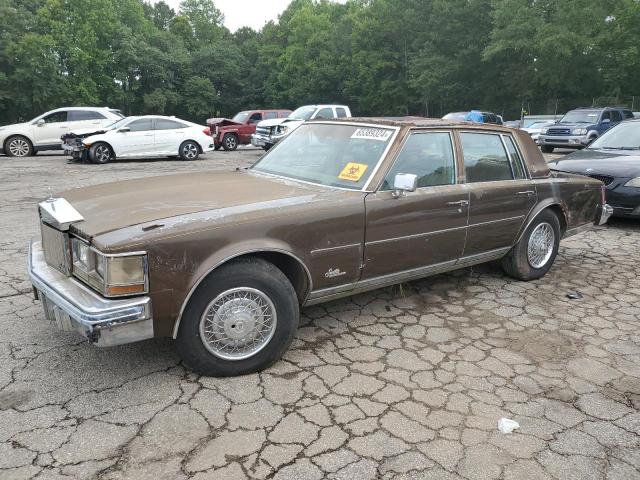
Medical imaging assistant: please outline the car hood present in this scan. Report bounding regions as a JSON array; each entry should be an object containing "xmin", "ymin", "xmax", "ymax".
[
  {"xmin": 257, "ymin": 118, "xmax": 288, "ymax": 127},
  {"xmin": 0, "ymin": 121, "xmax": 29, "ymax": 130},
  {"xmin": 206, "ymin": 117, "xmax": 242, "ymax": 128},
  {"xmin": 61, "ymin": 170, "xmax": 321, "ymax": 241},
  {"xmin": 62, "ymin": 127, "xmax": 109, "ymax": 140},
  {"xmin": 549, "ymin": 149, "xmax": 640, "ymax": 177}
]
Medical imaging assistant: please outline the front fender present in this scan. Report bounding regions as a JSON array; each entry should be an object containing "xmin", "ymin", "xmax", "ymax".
[{"xmin": 171, "ymin": 239, "xmax": 312, "ymax": 338}]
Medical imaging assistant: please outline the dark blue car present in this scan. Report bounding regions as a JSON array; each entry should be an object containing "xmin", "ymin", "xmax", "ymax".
[
  {"xmin": 548, "ymin": 119, "xmax": 640, "ymax": 218},
  {"xmin": 538, "ymin": 107, "xmax": 634, "ymax": 153}
]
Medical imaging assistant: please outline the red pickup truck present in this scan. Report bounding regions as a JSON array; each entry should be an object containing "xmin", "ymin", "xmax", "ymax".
[{"xmin": 207, "ymin": 110, "xmax": 291, "ymax": 151}]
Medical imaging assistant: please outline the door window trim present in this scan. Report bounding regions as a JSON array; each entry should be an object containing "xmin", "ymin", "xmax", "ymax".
[
  {"xmin": 499, "ymin": 134, "xmax": 530, "ymax": 180},
  {"xmin": 377, "ymin": 129, "xmax": 459, "ymax": 192},
  {"xmin": 457, "ymin": 130, "xmax": 525, "ymax": 184}
]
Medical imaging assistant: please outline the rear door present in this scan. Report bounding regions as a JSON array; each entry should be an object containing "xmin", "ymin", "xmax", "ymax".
[
  {"xmin": 459, "ymin": 131, "xmax": 536, "ymax": 259},
  {"xmin": 363, "ymin": 130, "xmax": 468, "ymax": 280},
  {"xmin": 33, "ymin": 110, "xmax": 69, "ymax": 146},
  {"xmin": 153, "ymin": 118, "xmax": 187, "ymax": 154},
  {"xmin": 68, "ymin": 110, "xmax": 107, "ymax": 131}
]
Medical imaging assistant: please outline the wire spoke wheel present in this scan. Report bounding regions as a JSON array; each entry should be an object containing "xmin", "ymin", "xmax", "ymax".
[
  {"xmin": 9, "ymin": 138, "xmax": 30, "ymax": 156},
  {"xmin": 527, "ymin": 222, "xmax": 555, "ymax": 269},
  {"xmin": 199, "ymin": 287, "xmax": 277, "ymax": 361}
]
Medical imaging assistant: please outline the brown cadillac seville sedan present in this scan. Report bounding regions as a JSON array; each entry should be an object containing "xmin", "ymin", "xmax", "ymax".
[{"xmin": 29, "ymin": 118, "xmax": 613, "ymax": 376}]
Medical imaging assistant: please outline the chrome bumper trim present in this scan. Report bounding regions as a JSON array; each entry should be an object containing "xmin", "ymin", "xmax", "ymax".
[
  {"xmin": 29, "ymin": 239, "xmax": 153, "ymax": 347},
  {"xmin": 598, "ymin": 203, "xmax": 614, "ymax": 225}
]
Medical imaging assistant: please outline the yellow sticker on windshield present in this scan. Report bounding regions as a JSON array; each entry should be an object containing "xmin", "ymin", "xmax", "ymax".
[{"xmin": 339, "ymin": 162, "xmax": 368, "ymax": 182}]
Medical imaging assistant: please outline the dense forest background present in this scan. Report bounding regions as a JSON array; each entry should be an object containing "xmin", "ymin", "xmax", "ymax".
[{"xmin": 1, "ymin": 0, "xmax": 639, "ymax": 124}]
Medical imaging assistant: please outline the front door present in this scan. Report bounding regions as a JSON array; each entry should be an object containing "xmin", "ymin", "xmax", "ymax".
[
  {"xmin": 33, "ymin": 110, "xmax": 69, "ymax": 146},
  {"xmin": 115, "ymin": 118, "xmax": 155, "ymax": 156},
  {"xmin": 363, "ymin": 131, "xmax": 468, "ymax": 281},
  {"xmin": 459, "ymin": 132, "xmax": 537, "ymax": 258}
]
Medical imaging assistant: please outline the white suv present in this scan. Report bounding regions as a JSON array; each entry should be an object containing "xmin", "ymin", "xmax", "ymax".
[
  {"xmin": 251, "ymin": 105, "xmax": 351, "ymax": 150},
  {"xmin": 0, "ymin": 107, "xmax": 123, "ymax": 157}
]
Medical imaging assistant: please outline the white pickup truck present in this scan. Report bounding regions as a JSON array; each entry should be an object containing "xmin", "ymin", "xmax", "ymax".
[{"xmin": 251, "ymin": 104, "xmax": 351, "ymax": 150}]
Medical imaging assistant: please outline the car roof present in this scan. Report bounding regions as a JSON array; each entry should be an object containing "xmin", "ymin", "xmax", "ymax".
[
  {"xmin": 53, "ymin": 106, "xmax": 116, "ymax": 111},
  {"xmin": 329, "ymin": 117, "xmax": 513, "ymax": 132}
]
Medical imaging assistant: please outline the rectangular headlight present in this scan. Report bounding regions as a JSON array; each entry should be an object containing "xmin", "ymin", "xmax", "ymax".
[{"xmin": 71, "ymin": 237, "xmax": 148, "ymax": 297}]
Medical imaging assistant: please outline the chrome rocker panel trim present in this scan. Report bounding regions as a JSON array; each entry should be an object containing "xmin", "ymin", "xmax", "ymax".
[{"xmin": 29, "ymin": 239, "xmax": 153, "ymax": 347}]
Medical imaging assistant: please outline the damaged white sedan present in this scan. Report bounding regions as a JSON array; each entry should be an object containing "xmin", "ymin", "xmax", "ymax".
[{"xmin": 62, "ymin": 115, "xmax": 215, "ymax": 163}]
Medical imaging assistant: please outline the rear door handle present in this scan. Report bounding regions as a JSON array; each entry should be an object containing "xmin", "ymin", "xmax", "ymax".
[
  {"xmin": 447, "ymin": 200, "xmax": 469, "ymax": 206},
  {"xmin": 516, "ymin": 191, "xmax": 535, "ymax": 196}
]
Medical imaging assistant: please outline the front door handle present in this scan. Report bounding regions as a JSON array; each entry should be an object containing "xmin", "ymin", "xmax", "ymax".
[
  {"xmin": 447, "ymin": 200, "xmax": 469, "ymax": 206},
  {"xmin": 516, "ymin": 190, "xmax": 535, "ymax": 196}
]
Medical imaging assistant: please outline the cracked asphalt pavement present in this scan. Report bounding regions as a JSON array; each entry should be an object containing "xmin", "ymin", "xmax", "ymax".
[{"xmin": 0, "ymin": 149, "xmax": 639, "ymax": 480}]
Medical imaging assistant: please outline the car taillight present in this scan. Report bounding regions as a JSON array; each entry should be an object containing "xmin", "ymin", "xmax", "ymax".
[{"xmin": 203, "ymin": 127, "xmax": 211, "ymax": 136}]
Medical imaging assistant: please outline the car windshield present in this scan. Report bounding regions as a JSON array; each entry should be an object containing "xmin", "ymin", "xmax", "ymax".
[
  {"xmin": 559, "ymin": 110, "xmax": 599, "ymax": 124},
  {"xmin": 105, "ymin": 117, "xmax": 134, "ymax": 130},
  {"xmin": 528, "ymin": 121, "xmax": 550, "ymax": 129},
  {"xmin": 232, "ymin": 112, "xmax": 250, "ymax": 123},
  {"xmin": 589, "ymin": 122, "xmax": 640, "ymax": 150},
  {"xmin": 288, "ymin": 106, "xmax": 317, "ymax": 121},
  {"xmin": 251, "ymin": 123, "xmax": 395, "ymax": 190}
]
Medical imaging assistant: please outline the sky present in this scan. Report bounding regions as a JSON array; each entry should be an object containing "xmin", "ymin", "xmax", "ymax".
[{"xmin": 156, "ymin": 0, "xmax": 296, "ymax": 32}]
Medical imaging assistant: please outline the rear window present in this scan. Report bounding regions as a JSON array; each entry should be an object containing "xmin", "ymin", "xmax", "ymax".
[
  {"xmin": 69, "ymin": 110, "xmax": 107, "ymax": 121},
  {"xmin": 461, "ymin": 133, "xmax": 513, "ymax": 183},
  {"xmin": 336, "ymin": 108, "xmax": 348, "ymax": 118},
  {"xmin": 622, "ymin": 110, "xmax": 635, "ymax": 119},
  {"xmin": 155, "ymin": 118, "xmax": 186, "ymax": 130}
]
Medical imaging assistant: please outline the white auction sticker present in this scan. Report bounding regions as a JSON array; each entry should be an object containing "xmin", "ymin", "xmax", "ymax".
[{"xmin": 351, "ymin": 128, "xmax": 393, "ymax": 141}]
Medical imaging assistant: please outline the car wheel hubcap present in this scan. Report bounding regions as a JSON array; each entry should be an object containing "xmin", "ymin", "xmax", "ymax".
[
  {"xmin": 527, "ymin": 222, "xmax": 554, "ymax": 269},
  {"xmin": 96, "ymin": 146, "xmax": 110, "ymax": 162},
  {"xmin": 199, "ymin": 287, "xmax": 277, "ymax": 360},
  {"xmin": 9, "ymin": 139, "xmax": 29, "ymax": 156},
  {"xmin": 226, "ymin": 137, "xmax": 236, "ymax": 148},
  {"xmin": 183, "ymin": 143, "xmax": 197, "ymax": 158}
]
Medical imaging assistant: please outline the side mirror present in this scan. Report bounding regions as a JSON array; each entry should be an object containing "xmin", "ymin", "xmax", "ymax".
[
  {"xmin": 118, "ymin": 127, "xmax": 130, "ymax": 133},
  {"xmin": 36, "ymin": 119, "xmax": 45, "ymax": 126},
  {"xmin": 392, "ymin": 173, "xmax": 418, "ymax": 198}
]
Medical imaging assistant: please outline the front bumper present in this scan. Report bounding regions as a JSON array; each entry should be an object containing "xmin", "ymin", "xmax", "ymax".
[
  {"xmin": 251, "ymin": 133, "xmax": 272, "ymax": 148},
  {"xmin": 29, "ymin": 239, "xmax": 153, "ymax": 346},
  {"xmin": 539, "ymin": 134, "xmax": 590, "ymax": 148}
]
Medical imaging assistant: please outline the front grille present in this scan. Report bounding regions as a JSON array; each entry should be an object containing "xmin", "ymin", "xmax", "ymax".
[
  {"xmin": 256, "ymin": 126, "xmax": 271, "ymax": 136},
  {"xmin": 41, "ymin": 223, "xmax": 70, "ymax": 274},
  {"xmin": 547, "ymin": 128, "xmax": 571, "ymax": 136},
  {"xmin": 587, "ymin": 174, "xmax": 614, "ymax": 186}
]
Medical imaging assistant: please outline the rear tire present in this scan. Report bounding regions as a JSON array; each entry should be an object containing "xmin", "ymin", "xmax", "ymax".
[
  {"xmin": 176, "ymin": 257, "xmax": 299, "ymax": 376},
  {"xmin": 89, "ymin": 142, "xmax": 113, "ymax": 164},
  {"xmin": 221, "ymin": 133, "xmax": 239, "ymax": 151},
  {"xmin": 179, "ymin": 140, "xmax": 200, "ymax": 160},
  {"xmin": 5, "ymin": 136, "xmax": 33, "ymax": 157},
  {"xmin": 540, "ymin": 145, "xmax": 554, "ymax": 153},
  {"xmin": 501, "ymin": 209, "xmax": 561, "ymax": 281}
]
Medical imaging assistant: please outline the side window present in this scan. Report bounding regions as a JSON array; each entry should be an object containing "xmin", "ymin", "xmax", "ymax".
[
  {"xmin": 336, "ymin": 108, "xmax": 347, "ymax": 118},
  {"xmin": 610, "ymin": 110, "xmax": 622, "ymax": 122},
  {"xmin": 249, "ymin": 112, "xmax": 262, "ymax": 124},
  {"xmin": 68, "ymin": 110, "xmax": 106, "ymax": 121},
  {"xmin": 382, "ymin": 132, "xmax": 456, "ymax": 190},
  {"xmin": 42, "ymin": 111, "xmax": 68, "ymax": 123},
  {"xmin": 314, "ymin": 108, "xmax": 334, "ymax": 120},
  {"xmin": 460, "ymin": 132, "xmax": 513, "ymax": 183},
  {"xmin": 622, "ymin": 110, "xmax": 634, "ymax": 120},
  {"xmin": 127, "ymin": 119, "xmax": 153, "ymax": 132},
  {"xmin": 601, "ymin": 111, "xmax": 612, "ymax": 123},
  {"xmin": 264, "ymin": 112, "xmax": 278, "ymax": 120},
  {"xmin": 279, "ymin": 111, "xmax": 290, "ymax": 118},
  {"xmin": 502, "ymin": 136, "xmax": 527, "ymax": 179},
  {"xmin": 155, "ymin": 119, "xmax": 186, "ymax": 130}
]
